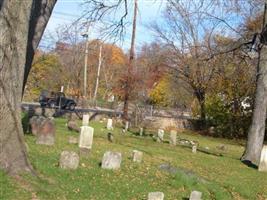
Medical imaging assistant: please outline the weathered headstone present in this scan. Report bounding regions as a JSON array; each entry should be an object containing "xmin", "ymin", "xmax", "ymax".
[
  {"xmin": 139, "ymin": 127, "xmax": 144, "ymax": 136},
  {"xmin": 148, "ymin": 192, "xmax": 164, "ymax": 200},
  {"xmin": 78, "ymin": 126, "xmax": 94, "ymax": 150},
  {"xmin": 36, "ymin": 118, "xmax": 55, "ymax": 145},
  {"xmin": 132, "ymin": 150, "xmax": 143, "ymax": 163},
  {"xmin": 67, "ymin": 120, "xmax": 80, "ymax": 133},
  {"xmin": 101, "ymin": 151, "xmax": 122, "ymax": 170},
  {"xmin": 68, "ymin": 136, "xmax": 78, "ymax": 144},
  {"xmin": 125, "ymin": 121, "xmax": 129, "ymax": 131},
  {"xmin": 30, "ymin": 116, "xmax": 46, "ymax": 136},
  {"xmin": 107, "ymin": 118, "xmax": 113, "ymax": 130},
  {"xmin": 189, "ymin": 190, "xmax": 202, "ymax": 200},
  {"xmin": 157, "ymin": 129, "xmax": 164, "ymax": 142},
  {"xmin": 82, "ymin": 114, "xmax": 90, "ymax": 126},
  {"xmin": 169, "ymin": 130, "xmax": 177, "ymax": 146},
  {"xmin": 259, "ymin": 145, "xmax": 267, "ymax": 172},
  {"xmin": 59, "ymin": 151, "xmax": 79, "ymax": 169},
  {"xmin": 192, "ymin": 145, "xmax": 197, "ymax": 153}
]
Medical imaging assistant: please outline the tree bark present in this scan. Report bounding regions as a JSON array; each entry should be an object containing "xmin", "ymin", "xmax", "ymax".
[
  {"xmin": 241, "ymin": 1, "xmax": 267, "ymax": 165},
  {"xmin": 23, "ymin": 0, "xmax": 57, "ymax": 92},
  {"xmin": 0, "ymin": 0, "xmax": 34, "ymax": 174},
  {"xmin": 122, "ymin": 0, "xmax": 137, "ymax": 120},
  {"xmin": 0, "ymin": 0, "xmax": 56, "ymax": 174}
]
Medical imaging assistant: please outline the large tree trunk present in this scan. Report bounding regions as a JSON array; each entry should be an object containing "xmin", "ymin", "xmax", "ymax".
[
  {"xmin": 0, "ymin": 0, "xmax": 34, "ymax": 174},
  {"xmin": 0, "ymin": 0, "xmax": 56, "ymax": 174},
  {"xmin": 122, "ymin": 0, "xmax": 137, "ymax": 120},
  {"xmin": 241, "ymin": 1, "xmax": 267, "ymax": 165}
]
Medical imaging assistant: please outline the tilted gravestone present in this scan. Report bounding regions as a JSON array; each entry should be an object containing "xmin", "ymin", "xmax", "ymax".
[
  {"xmin": 259, "ymin": 145, "xmax": 267, "ymax": 172},
  {"xmin": 82, "ymin": 114, "xmax": 90, "ymax": 126},
  {"xmin": 148, "ymin": 192, "xmax": 164, "ymax": 200},
  {"xmin": 79, "ymin": 126, "xmax": 94, "ymax": 150},
  {"xmin": 107, "ymin": 118, "xmax": 113, "ymax": 130},
  {"xmin": 157, "ymin": 129, "xmax": 164, "ymax": 142},
  {"xmin": 36, "ymin": 118, "xmax": 55, "ymax": 145},
  {"xmin": 59, "ymin": 151, "xmax": 79, "ymax": 169},
  {"xmin": 189, "ymin": 190, "xmax": 202, "ymax": 200},
  {"xmin": 169, "ymin": 130, "xmax": 177, "ymax": 146},
  {"xmin": 101, "ymin": 151, "xmax": 122, "ymax": 170},
  {"xmin": 132, "ymin": 150, "xmax": 143, "ymax": 163}
]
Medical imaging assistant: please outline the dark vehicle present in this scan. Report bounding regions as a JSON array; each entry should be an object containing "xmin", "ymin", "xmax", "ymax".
[{"xmin": 39, "ymin": 90, "xmax": 76, "ymax": 111}]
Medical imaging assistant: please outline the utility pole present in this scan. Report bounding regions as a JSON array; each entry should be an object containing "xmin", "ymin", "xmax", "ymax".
[
  {"xmin": 82, "ymin": 25, "xmax": 90, "ymax": 99},
  {"xmin": 93, "ymin": 43, "xmax": 102, "ymax": 104}
]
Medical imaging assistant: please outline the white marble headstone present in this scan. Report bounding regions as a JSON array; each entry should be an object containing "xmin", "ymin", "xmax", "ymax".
[
  {"xmin": 259, "ymin": 145, "xmax": 267, "ymax": 172},
  {"xmin": 132, "ymin": 150, "xmax": 143, "ymax": 163},
  {"xmin": 125, "ymin": 121, "xmax": 129, "ymax": 131},
  {"xmin": 148, "ymin": 192, "xmax": 164, "ymax": 200},
  {"xmin": 157, "ymin": 129, "xmax": 164, "ymax": 142},
  {"xmin": 170, "ymin": 130, "xmax": 177, "ymax": 146},
  {"xmin": 82, "ymin": 114, "xmax": 90, "ymax": 126},
  {"xmin": 78, "ymin": 126, "xmax": 94, "ymax": 150},
  {"xmin": 107, "ymin": 118, "xmax": 113, "ymax": 130},
  {"xmin": 189, "ymin": 190, "xmax": 202, "ymax": 200}
]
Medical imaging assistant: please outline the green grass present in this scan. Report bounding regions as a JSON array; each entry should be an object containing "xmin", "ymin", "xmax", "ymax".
[{"xmin": 1, "ymin": 118, "xmax": 267, "ymax": 200}]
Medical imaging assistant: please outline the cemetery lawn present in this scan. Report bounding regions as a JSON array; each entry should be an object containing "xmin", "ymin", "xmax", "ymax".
[{"xmin": 1, "ymin": 118, "xmax": 267, "ymax": 200}]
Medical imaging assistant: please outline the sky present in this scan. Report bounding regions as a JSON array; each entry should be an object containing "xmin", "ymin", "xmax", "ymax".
[{"xmin": 40, "ymin": 0, "xmax": 166, "ymax": 51}]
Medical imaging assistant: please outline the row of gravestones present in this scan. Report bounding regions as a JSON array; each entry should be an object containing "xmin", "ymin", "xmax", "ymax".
[{"xmin": 61, "ymin": 115, "xmax": 202, "ymax": 200}]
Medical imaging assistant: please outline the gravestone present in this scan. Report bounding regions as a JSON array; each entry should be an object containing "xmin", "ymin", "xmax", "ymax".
[
  {"xmin": 259, "ymin": 145, "xmax": 267, "ymax": 172},
  {"xmin": 189, "ymin": 190, "xmax": 202, "ymax": 200},
  {"xmin": 107, "ymin": 118, "xmax": 113, "ymax": 130},
  {"xmin": 101, "ymin": 151, "xmax": 122, "ymax": 170},
  {"xmin": 157, "ymin": 129, "xmax": 164, "ymax": 142},
  {"xmin": 169, "ymin": 130, "xmax": 177, "ymax": 146},
  {"xmin": 132, "ymin": 150, "xmax": 143, "ymax": 163},
  {"xmin": 36, "ymin": 118, "xmax": 55, "ymax": 145},
  {"xmin": 148, "ymin": 192, "xmax": 164, "ymax": 200},
  {"xmin": 59, "ymin": 151, "xmax": 79, "ymax": 169},
  {"xmin": 30, "ymin": 116, "xmax": 46, "ymax": 136},
  {"xmin": 192, "ymin": 145, "xmax": 197, "ymax": 153},
  {"xmin": 125, "ymin": 121, "xmax": 129, "ymax": 131},
  {"xmin": 68, "ymin": 136, "xmax": 78, "ymax": 144},
  {"xmin": 79, "ymin": 126, "xmax": 94, "ymax": 150},
  {"xmin": 139, "ymin": 127, "xmax": 143, "ymax": 136},
  {"xmin": 82, "ymin": 114, "xmax": 90, "ymax": 126}
]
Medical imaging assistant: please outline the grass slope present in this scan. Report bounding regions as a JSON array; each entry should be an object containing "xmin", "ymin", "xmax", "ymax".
[{"xmin": 1, "ymin": 118, "xmax": 267, "ymax": 200}]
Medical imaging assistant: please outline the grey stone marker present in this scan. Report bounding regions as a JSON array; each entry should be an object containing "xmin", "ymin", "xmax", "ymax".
[
  {"xmin": 107, "ymin": 118, "xmax": 113, "ymax": 130},
  {"xmin": 139, "ymin": 127, "xmax": 143, "ymax": 136},
  {"xmin": 259, "ymin": 145, "xmax": 267, "ymax": 172},
  {"xmin": 132, "ymin": 150, "xmax": 143, "ymax": 163},
  {"xmin": 148, "ymin": 192, "xmax": 164, "ymax": 200},
  {"xmin": 101, "ymin": 151, "xmax": 122, "ymax": 170},
  {"xmin": 169, "ymin": 130, "xmax": 177, "ymax": 146},
  {"xmin": 36, "ymin": 118, "xmax": 55, "ymax": 145},
  {"xmin": 192, "ymin": 145, "xmax": 197, "ymax": 153},
  {"xmin": 82, "ymin": 114, "xmax": 90, "ymax": 126},
  {"xmin": 68, "ymin": 136, "xmax": 78, "ymax": 144},
  {"xmin": 79, "ymin": 126, "xmax": 94, "ymax": 150},
  {"xmin": 157, "ymin": 129, "xmax": 164, "ymax": 142},
  {"xmin": 189, "ymin": 190, "xmax": 202, "ymax": 200},
  {"xmin": 59, "ymin": 151, "xmax": 79, "ymax": 169}
]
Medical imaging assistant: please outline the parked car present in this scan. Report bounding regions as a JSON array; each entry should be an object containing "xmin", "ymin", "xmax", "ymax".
[{"xmin": 39, "ymin": 90, "xmax": 76, "ymax": 111}]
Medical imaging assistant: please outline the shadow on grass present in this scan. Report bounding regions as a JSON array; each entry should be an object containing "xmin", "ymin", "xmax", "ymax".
[{"xmin": 241, "ymin": 160, "xmax": 258, "ymax": 170}]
